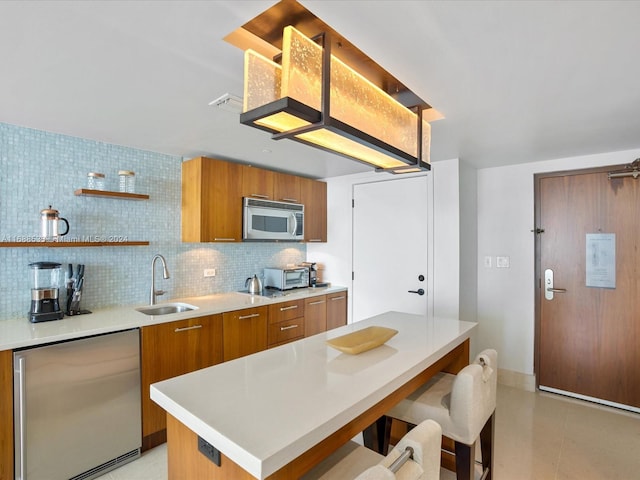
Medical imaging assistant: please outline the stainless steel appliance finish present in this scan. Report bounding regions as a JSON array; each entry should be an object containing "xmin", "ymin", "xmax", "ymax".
[
  {"xmin": 263, "ymin": 267, "xmax": 310, "ymax": 290},
  {"xmin": 14, "ymin": 329, "xmax": 141, "ymax": 480},
  {"xmin": 245, "ymin": 274, "xmax": 263, "ymax": 294},
  {"xmin": 243, "ymin": 198, "xmax": 304, "ymax": 241},
  {"xmin": 300, "ymin": 262, "xmax": 317, "ymax": 287}
]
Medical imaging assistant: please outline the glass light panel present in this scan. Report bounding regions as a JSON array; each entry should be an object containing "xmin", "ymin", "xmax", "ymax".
[
  {"xmin": 253, "ymin": 111, "xmax": 408, "ymax": 169},
  {"xmin": 244, "ymin": 50, "xmax": 282, "ymax": 112},
  {"xmin": 255, "ymin": 111, "xmax": 311, "ymax": 132},
  {"xmin": 281, "ymin": 26, "xmax": 428, "ymax": 161},
  {"xmin": 296, "ymin": 128, "xmax": 409, "ymax": 169}
]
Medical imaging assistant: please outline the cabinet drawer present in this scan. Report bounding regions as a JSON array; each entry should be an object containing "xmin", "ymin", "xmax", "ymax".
[
  {"xmin": 268, "ymin": 318, "xmax": 304, "ymax": 345},
  {"xmin": 268, "ymin": 299, "xmax": 305, "ymax": 324}
]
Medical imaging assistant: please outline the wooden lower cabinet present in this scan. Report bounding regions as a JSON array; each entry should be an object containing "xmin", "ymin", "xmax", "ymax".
[
  {"xmin": 304, "ymin": 295, "xmax": 327, "ymax": 337},
  {"xmin": 223, "ymin": 306, "xmax": 268, "ymax": 361},
  {"xmin": 141, "ymin": 314, "xmax": 223, "ymax": 450},
  {"xmin": 0, "ymin": 350, "xmax": 13, "ymax": 480},
  {"xmin": 268, "ymin": 299, "xmax": 305, "ymax": 347},
  {"xmin": 327, "ymin": 291, "xmax": 348, "ymax": 330}
]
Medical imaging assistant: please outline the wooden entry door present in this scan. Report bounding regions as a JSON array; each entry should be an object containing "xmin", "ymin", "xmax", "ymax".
[{"xmin": 535, "ymin": 166, "xmax": 640, "ymax": 410}]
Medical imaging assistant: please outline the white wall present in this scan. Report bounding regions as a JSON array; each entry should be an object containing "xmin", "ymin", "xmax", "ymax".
[{"xmin": 476, "ymin": 147, "xmax": 640, "ymax": 377}]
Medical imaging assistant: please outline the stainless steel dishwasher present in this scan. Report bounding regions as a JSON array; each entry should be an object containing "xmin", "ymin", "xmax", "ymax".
[{"xmin": 14, "ymin": 329, "xmax": 141, "ymax": 480}]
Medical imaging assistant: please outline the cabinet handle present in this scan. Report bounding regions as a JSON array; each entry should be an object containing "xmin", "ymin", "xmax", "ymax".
[
  {"xmin": 281, "ymin": 198, "xmax": 299, "ymax": 203},
  {"xmin": 280, "ymin": 305, "xmax": 299, "ymax": 311},
  {"xmin": 214, "ymin": 238, "xmax": 236, "ymax": 242},
  {"xmin": 308, "ymin": 300, "xmax": 325, "ymax": 305},
  {"xmin": 239, "ymin": 313, "xmax": 260, "ymax": 320},
  {"xmin": 308, "ymin": 239, "xmax": 323, "ymax": 242},
  {"xmin": 331, "ymin": 296, "xmax": 346, "ymax": 301},
  {"xmin": 251, "ymin": 194, "xmax": 269, "ymax": 199},
  {"xmin": 174, "ymin": 325, "xmax": 202, "ymax": 332},
  {"xmin": 280, "ymin": 324, "xmax": 299, "ymax": 331}
]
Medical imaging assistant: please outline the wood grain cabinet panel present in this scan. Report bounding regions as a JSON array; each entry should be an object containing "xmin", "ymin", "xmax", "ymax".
[
  {"xmin": 0, "ymin": 349, "xmax": 13, "ymax": 480},
  {"xmin": 223, "ymin": 307, "xmax": 268, "ymax": 361},
  {"xmin": 242, "ymin": 165, "xmax": 274, "ymax": 200},
  {"xmin": 273, "ymin": 171, "xmax": 301, "ymax": 203},
  {"xmin": 182, "ymin": 157, "xmax": 243, "ymax": 242},
  {"xmin": 304, "ymin": 295, "xmax": 327, "ymax": 337},
  {"xmin": 268, "ymin": 300, "xmax": 305, "ymax": 347},
  {"xmin": 327, "ymin": 292, "xmax": 348, "ymax": 330},
  {"xmin": 141, "ymin": 314, "xmax": 223, "ymax": 450},
  {"xmin": 300, "ymin": 177, "xmax": 327, "ymax": 243}
]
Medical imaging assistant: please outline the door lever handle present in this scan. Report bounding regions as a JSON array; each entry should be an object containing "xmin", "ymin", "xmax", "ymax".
[
  {"xmin": 408, "ymin": 288, "xmax": 425, "ymax": 296},
  {"xmin": 546, "ymin": 288, "xmax": 567, "ymax": 293}
]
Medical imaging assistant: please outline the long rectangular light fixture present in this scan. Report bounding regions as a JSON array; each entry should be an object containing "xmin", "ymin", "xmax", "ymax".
[{"xmin": 238, "ymin": 23, "xmax": 432, "ymax": 174}]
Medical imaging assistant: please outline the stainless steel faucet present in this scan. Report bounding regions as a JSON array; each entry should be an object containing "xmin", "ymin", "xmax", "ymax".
[{"xmin": 150, "ymin": 254, "xmax": 170, "ymax": 305}]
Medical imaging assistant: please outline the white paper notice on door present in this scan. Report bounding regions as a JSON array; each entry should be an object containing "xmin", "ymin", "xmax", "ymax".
[{"xmin": 586, "ymin": 233, "xmax": 615, "ymax": 288}]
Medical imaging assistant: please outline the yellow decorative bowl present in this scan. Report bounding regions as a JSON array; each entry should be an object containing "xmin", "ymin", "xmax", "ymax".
[{"xmin": 326, "ymin": 326, "xmax": 398, "ymax": 355}]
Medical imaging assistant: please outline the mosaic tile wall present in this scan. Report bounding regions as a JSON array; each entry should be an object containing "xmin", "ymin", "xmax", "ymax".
[{"xmin": 0, "ymin": 123, "xmax": 306, "ymax": 320}]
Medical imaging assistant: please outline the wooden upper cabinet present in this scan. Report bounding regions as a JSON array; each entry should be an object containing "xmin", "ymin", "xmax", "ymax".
[
  {"xmin": 301, "ymin": 177, "xmax": 327, "ymax": 243},
  {"xmin": 242, "ymin": 165, "xmax": 274, "ymax": 200},
  {"xmin": 182, "ymin": 157, "xmax": 327, "ymax": 243},
  {"xmin": 274, "ymin": 171, "xmax": 301, "ymax": 203},
  {"xmin": 182, "ymin": 157, "xmax": 243, "ymax": 242}
]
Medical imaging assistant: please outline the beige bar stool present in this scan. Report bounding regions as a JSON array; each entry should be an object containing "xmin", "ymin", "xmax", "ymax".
[
  {"xmin": 383, "ymin": 349, "xmax": 498, "ymax": 480},
  {"xmin": 302, "ymin": 419, "xmax": 442, "ymax": 480}
]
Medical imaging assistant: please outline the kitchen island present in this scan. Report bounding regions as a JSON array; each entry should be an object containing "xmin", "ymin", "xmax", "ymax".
[{"xmin": 150, "ymin": 312, "xmax": 476, "ymax": 479}]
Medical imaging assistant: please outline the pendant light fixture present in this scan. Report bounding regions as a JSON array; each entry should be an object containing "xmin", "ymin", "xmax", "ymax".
[{"xmin": 225, "ymin": 0, "xmax": 442, "ymax": 174}]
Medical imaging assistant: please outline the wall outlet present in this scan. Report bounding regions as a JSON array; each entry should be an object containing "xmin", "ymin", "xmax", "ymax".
[{"xmin": 204, "ymin": 268, "xmax": 216, "ymax": 277}]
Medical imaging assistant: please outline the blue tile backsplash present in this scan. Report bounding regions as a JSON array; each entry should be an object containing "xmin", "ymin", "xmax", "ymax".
[{"xmin": 0, "ymin": 123, "xmax": 305, "ymax": 320}]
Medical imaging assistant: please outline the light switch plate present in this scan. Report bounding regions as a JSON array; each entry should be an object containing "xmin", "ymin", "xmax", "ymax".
[
  {"xmin": 483, "ymin": 256, "xmax": 492, "ymax": 268},
  {"xmin": 496, "ymin": 256, "xmax": 510, "ymax": 268}
]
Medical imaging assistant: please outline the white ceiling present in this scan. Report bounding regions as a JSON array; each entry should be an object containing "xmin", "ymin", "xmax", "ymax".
[{"xmin": 2, "ymin": 1, "xmax": 640, "ymax": 179}]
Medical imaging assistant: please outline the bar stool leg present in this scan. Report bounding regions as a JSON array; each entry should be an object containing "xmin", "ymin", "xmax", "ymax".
[
  {"xmin": 454, "ymin": 441, "xmax": 474, "ymax": 480},
  {"xmin": 479, "ymin": 412, "xmax": 495, "ymax": 480}
]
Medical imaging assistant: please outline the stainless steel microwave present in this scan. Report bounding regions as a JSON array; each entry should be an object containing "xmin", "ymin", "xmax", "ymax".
[
  {"xmin": 263, "ymin": 267, "xmax": 310, "ymax": 290},
  {"xmin": 243, "ymin": 198, "xmax": 304, "ymax": 241}
]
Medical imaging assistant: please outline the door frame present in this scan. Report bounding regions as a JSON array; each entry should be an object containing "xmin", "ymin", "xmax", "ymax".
[{"xmin": 533, "ymin": 163, "xmax": 625, "ymax": 388}]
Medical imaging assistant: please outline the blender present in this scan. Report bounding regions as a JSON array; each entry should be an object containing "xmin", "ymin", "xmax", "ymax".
[{"xmin": 28, "ymin": 261, "xmax": 64, "ymax": 322}]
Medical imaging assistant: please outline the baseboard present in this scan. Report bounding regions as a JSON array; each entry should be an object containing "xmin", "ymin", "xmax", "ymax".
[{"xmin": 497, "ymin": 368, "xmax": 536, "ymax": 392}]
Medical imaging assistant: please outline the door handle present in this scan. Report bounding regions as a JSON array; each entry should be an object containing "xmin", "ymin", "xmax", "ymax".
[
  {"xmin": 544, "ymin": 269, "xmax": 566, "ymax": 300},
  {"xmin": 408, "ymin": 288, "xmax": 425, "ymax": 296}
]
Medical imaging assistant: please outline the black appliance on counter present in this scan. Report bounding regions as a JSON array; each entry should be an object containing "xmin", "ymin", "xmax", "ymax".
[{"xmin": 28, "ymin": 261, "xmax": 64, "ymax": 323}]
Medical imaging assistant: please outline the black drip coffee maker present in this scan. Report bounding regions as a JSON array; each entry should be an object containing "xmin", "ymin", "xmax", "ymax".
[{"xmin": 28, "ymin": 261, "xmax": 64, "ymax": 323}]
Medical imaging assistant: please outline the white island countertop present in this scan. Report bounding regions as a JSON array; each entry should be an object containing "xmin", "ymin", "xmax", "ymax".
[
  {"xmin": 0, "ymin": 285, "xmax": 346, "ymax": 351},
  {"xmin": 151, "ymin": 311, "xmax": 477, "ymax": 479}
]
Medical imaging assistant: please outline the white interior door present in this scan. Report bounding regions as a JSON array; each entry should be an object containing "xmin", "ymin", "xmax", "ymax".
[{"xmin": 352, "ymin": 176, "xmax": 431, "ymax": 322}]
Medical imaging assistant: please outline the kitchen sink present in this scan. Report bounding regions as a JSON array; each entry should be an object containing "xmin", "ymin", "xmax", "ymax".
[{"xmin": 136, "ymin": 303, "xmax": 197, "ymax": 316}]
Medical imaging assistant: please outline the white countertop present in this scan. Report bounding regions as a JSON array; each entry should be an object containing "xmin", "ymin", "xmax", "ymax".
[
  {"xmin": 0, "ymin": 286, "xmax": 346, "ymax": 351},
  {"xmin": 150, "ymin": 311, "xmax": 477, "ymax": 479}
]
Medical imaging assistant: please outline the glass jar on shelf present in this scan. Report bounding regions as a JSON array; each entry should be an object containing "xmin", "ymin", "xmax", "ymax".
[
  {"xmin": 118, "ymin": 170, "xmax": 135, "ymax": 193},
  {"xmin": 87, "ymin": 172, "xmax": 105, "ymax": 191}
]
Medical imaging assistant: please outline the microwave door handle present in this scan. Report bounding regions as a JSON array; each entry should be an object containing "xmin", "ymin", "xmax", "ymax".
[{"xmin": 290, "ymin": 212, "xmax": 297, "ymax": 237}]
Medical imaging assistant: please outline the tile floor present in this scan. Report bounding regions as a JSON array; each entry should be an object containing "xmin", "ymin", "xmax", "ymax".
[{"xmin": 96, "ymin": 385, "xmax": 640, "ymax": 479}]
